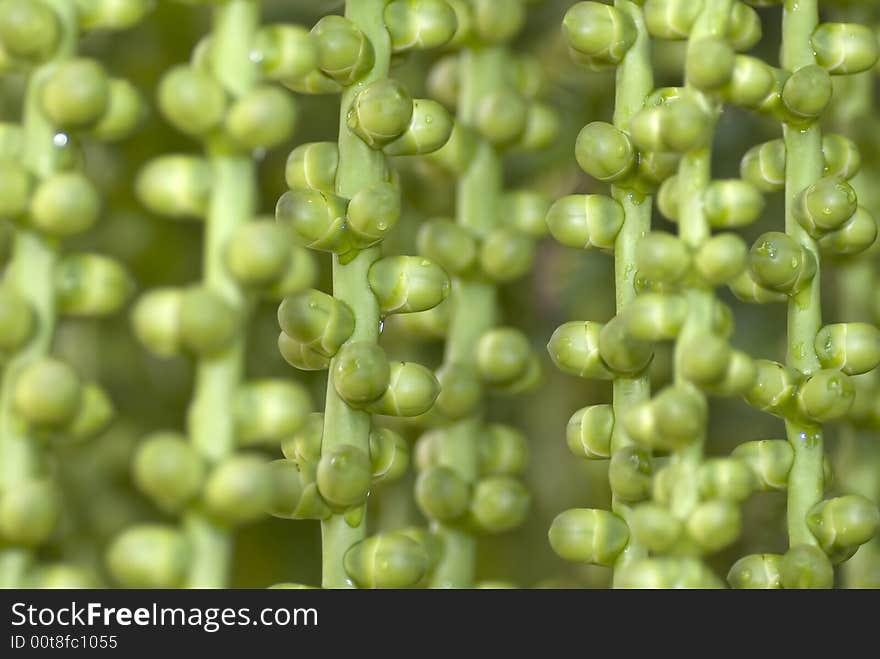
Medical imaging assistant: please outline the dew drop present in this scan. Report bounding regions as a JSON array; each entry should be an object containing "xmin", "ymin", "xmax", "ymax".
[{"xmin": 53, "ymin": 132, "xmax": 69, "ymax": 147}]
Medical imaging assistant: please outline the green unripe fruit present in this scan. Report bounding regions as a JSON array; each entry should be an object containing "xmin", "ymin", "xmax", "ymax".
[
  {"xmin": 424, "ymin": 122, "xmax": 478, "ymax": 174},
  {"xmin": 394, "ymin": 300, "xmax": 451, "ymax": 340},
  {"xmin": 285, "ymin": 142, "xmax": 338, "ymax": 194},
  {"xmin": 545, "ymin": 194, "xmax": 624, "ymax": 251},
  {"xmin": 728, "ymin": 554, "xmax": 783, "ymax": 589},
  {"xmin": 598, "ymin": 314, "xmax": 653, "ymax": 376},
  {"xmin": 475, "ymin": 89, "xmax": 528, "ymax": 147},
  {"xmin": 157, "ymin": 65, "xmax": 226, "ymax": 136},
  {"xmin": 635, "ymin": 232, "xmax": 690, "ymax": 283},
  {"xmin": 704, "ymin": 179, "xmax": 765, "ymax": 228},
  {"xmin": 575, "ymin": 122, "xmax": 636, "ymax": 183},
  {"xmin": 30, "ymin": 172, "xmax": 100, "ymax": 238},
  {"xmin": 40, "ymin": 58, "xmax": 109, "ymax": 129},
  {"xmin": 426, "ymin": 54, "xmax": 459, "ymax": 110},
  {"xmin": 13, "ymin": 358, "xmax": 82, "ymax": 428},
  {"xmin": 562, "ymin": 2, "xmax": 636, "ymax": 66},
  {"xmin": 203, "ymin": 454, "xmax": 273, "ymax": 524},
  {"xmin": 744, "ymin": 359, "xmax": 797, "ymax": 416},
  {"xmin": 278, "ymin": 289, "xmax": 355, "ymax": 358},
  {"xmin": 385, "ymin": 0, "xmax": 458, "ymax": 52},
  {"xmin": 566, "ymin": 404, "xmax": 613, "ymax": 460},
  {"xmin": 479, "ymin": 424, "xmax": 528, "ymax": 477},
  {"xmin": 748, "ymin": 231, "xmax": 816, "ymax": 295},
  {"xmin": 643, "ymin": 0, "xmax": 701, "ymax": 40},
  {"xmin": 276, "ymin": 188, "xmax": 350, "ymax": 255},
  {"xmin": 278, "ymin": 333, "xmax": 331, "ymax": 371},
  {"xmin": 548, "ymin": 508, "xmax": 629, "ymax": 566},
  {"xmin": 369, "ymin": 255, "xmax": 450, "ymax": 315},
  {"xmin": 807, "ymin": 495, "xmax": 880, "ymax": 564},
  {"xmin": 740, "ymin": 139, "xmax": 786, "ymax": 192},
  {"xmin": 226, "ymin": 86, "xmax": 297, "ymax": 150},
  {"xmin": 106, "ymin": 525, "xmax": 188, "ymax": 588},
  {"xmin": 224, "ymin": 221, "xmax": 290, "ymax": 286},
  {"xmin": 347, "ymin": 181, "xmax": 402, "ymax": 249},
  {"xmin": 0, "ymin": 291, "xmax": 34, "ymax": 353},
  {"xmin": 686, "ymin": 38, "xmax": 735, "ymax": 90},
  {"xmin": 727, "ymin": 2, "xmax": 762, "ymax": 51},
  {"xmin": 797, "ymin": 369, "xmax": 854, "ymax": 423},
  {"xmin": 699, "ymin": 458, "xmax": 756, "ymax": 502},
  {"xmin": 384, "ymin": 99, "xmax": 453, "ymax": 156},
  {"xmin": 687, "ymin": 499, "xmax": 742, "ymax": 553},
  {"xmin": 347, "ymin": 79, "xmax": 413, "ymax": 149},
  {"xmin": 27, "ymin": 563, "xmax": 97, "ymax": 589},
  {"xmin": 639, "ymin": 151, "xmax": 681, "ymax": 186},
  {"xmin": 471, "ymin": 0, "xmax": 524, "ymax": 45},
  {"xmin": 812, "ymin": 23, "xmax": 879, "ymax": 75},
  {"xmin": 91, "ymin": 78, "xmax": 143, "ymax": 141},
  {"xmin": 333, "ymin": 341, "xmax": 390, "ymax": 408},
  {"xmin": 782, "ymin": 65, "xmax": 832, "ymax": 121},
  {"xmin": 477, "ymin": 327, "xmax": 531, "ymax": 386},
  {"xmin": 723, "ymin": 56, "xmax": 776, "ymax": 109},
  {"xmin": 344, "ymin": 533, "xmax": 430, "ymax": 589},
  {"xmin": 0, "ymin": 0, "xmax": 59, "ymax": 60},
  {"xmin": 547, "ymin": 321, "xmax": 614, "ymax": 380},
  {"xmin": 780, "ymin": 544, "xmax": 834, "ymax": 589},
  {"xmin": 281, "ymin": 411, "xmax": 324, "ymax": 466},
  {"xmin": 417, "ymin": 218, "xmax": 477, "ymax": 275},
  {"xmin": 265, "ymin": 459, "xmax": 305, "ymax": 520},
  {"xmin": 630, "ymin": 98, "xmax": 712, "ymax": 154},
  {"xmin": 708, "ymin": 350, "xmax": 757, "ymax": 397},
  {"xmin": 609, "ymin": 445, "xmax": 652, "ymax": 503},
  {"xmin": 414, "ymin": 428, "xmax": 446, "ymax": 472},
  {"xmin": 679, "ymin": 333, "xmax": 732, "ymax": 386},
  {"xmin": 369, "ymin": 427, "xmax": 409, "ymax": 484},
  {"xmin": 415, "ymin": 465, "xmax": 470, "ymax": 522},
  {"xmin": 617, "ymin": 557, "xmax": 723, "ymax": 588},
  {"xmin": 625, "ymin": 385, "xmax": 707, "ymax": 451},
  {"xmin": 0, "ymin": 160, "xmax": 31, "ymax": 219},
  {"xmin": 133, "ymin": 432, "xmax": 205, "ymax": 512},
  {"xmin": 629, "ymin": 503, "xmax": 682, "ymax": 553},
  {"xmin": 695, "ymin": 233, "xmax": 748, "ymax": 286},
  {"xmin": 819, "ymin": 206, "xmax": 877, "ymax": 256},
  {"xmin": 131, "ymin": 288, "xmax": 182, "ymax": 357},
  {"xmin": 316, "ymin": 444, "xmax": 372, "ymax": 509},
  {"xmin": 625, "ymin": 293, "xmax": 687, "ymax": 341},
  {"xmin": 311, "ymin": 15, "xmax": 375, "ymax": 86},
  {"xmin": 469, "ymin": 476, "xmax": 530, "ymax": 534},
  {"xmin": 793, "ymin": 176, "xmax": 858, "ymax": 238},
  {"xmin": 731, "ymin": 439, "xmax": 793, "ymax": 491},
  {"xmin": 815, "ymin": 323, "xmax": 880, "ymax": 376},
  {"xmin": 479, "ymin": 227, "xmax": 534, "ymax": 282},
  {"xmin": 282, "ymin": 69, "xmax": 341, "ymax": 96},
  {"xmin": 75, "ymin": 0, "xmax": 152, "ymax": 31},
  {"xmin": 0, "ymin": 479, "xmax": 58, "ymax": 546},
  {"xmin": 253, "ymin": 24, "xmax": 317, "ymax": 82},
  {"xmin": 178, "ymin": 287, "xmax": 238, "ymax": 356},
  {"xmin": 434, "ymin": 363, "xmax": 481, "ymax": 420},
  {"xmin": 136, "ymin": 155, "xmax": 212, "ymax": 220},
  {"xmin": 729, "ymin": 270, "xmax": 788, "ymax": 305},
  {"xmin": 517, "ymin": 102, "xmax": 560, "ymax": 152},
  {"xmin": 822, "ymin": 134, "xmax": 861, "ymax": 181},
  {"xmin": 234, "ymin": 379, "xmax": 311, "ymax": 446},
  {"xmin": 368, "ymin": 361, "xmax": 440, "ymax": 417},
  {"xmin": 55, "ymin": 253, "xmax": 133, "ymax": 317}
]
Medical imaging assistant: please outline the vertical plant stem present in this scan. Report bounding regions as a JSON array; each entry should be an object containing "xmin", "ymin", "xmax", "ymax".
[
  {"xmin": 429, "ymin": 46, "xmax": 505, "ymax": 589},
  {"xmin": 0, "ymin": 0, "xmax": 77, "ymax": 588},
  {"xmin": 184, "ymin": 0, "xmax": 258, "ymax": 588},
  {"xmin": 609, "ymin": 0, "xmax": 653, "ymax": 581},
  {"xmin": 781, "ymin": 0, "xmax": 824, "ymax": 549},
  {"xmin": 669, "ymin": 0, "xmax": 731, "ymax": 523},
  {"xmin": 320, "ymin": 0, "xmax": 390, "ymax": 589}
]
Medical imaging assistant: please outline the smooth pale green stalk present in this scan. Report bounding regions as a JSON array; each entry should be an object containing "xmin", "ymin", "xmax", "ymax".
[
  {"xmin": 669, "ymin": 0, "xmax": 731, "ymax": 523},
  {"xmin": 185, "ymin": 0, "xmax": 259, "ymax": 588},
  {"xmin": 430, "ymin": 47, "xmax": 505, "ymax": 589},
  {"xmin": 320, "ymin": 0, "xmax": 390, "ymax": 589},
  {"xmin": 781, "ymin": 0, "xmax": 824, "ymax": 549},
  {"xmin": 609, "ymin": 0, "xmax": 652, "ymax": 582},
  {"xmin": 0, "ymin": 0, "xmax": 77, "ymax": 589}
]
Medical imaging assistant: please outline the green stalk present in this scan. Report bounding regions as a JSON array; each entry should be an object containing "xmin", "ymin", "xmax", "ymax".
[
  {"xmin": 0, "ymin": 0, "xmax": 77, "ymax": 589},
  {"xmin": 780, "ymin": 0, "xmax": 824, "ymax": 549},
  {"xmin": 184, "ymin": 0, "xmax": 258, "ymax": 588},
  {"xmin": 429, "ymin": 46, "xmax": 505, "ymax": 589},
  {"xmin": 320, "ymin": 0, "xmax": 390, "ymax": 589},
  {"xmin": 609, "ymin": 0, "xmax": 653, "ymax": 581},
  {"xmin": 669, "ymin": 0, "xmax": 731, "ymax": 523}
]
